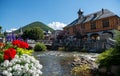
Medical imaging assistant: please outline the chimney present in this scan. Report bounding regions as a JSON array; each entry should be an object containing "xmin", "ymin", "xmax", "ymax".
[
  {"xmin": 78, "ymin": 8, "xmax": 84, "ymax": 19},
  {"xmin": 102, "ymin": 8, "xmax": 104, "ymax": 14}
]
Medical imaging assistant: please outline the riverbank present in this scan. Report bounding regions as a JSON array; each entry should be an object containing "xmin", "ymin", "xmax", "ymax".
[{"xmin": 33, "ymin": 51, "xmax": 99, "ymax": 76}]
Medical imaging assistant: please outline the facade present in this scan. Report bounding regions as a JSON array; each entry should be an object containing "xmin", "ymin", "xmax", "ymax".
[{"xmin": 64, "ymin": 9, "xmax": 120, "ymax": 40}]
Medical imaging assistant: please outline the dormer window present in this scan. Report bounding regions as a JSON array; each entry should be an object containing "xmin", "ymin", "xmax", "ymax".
[
  {"xmin": 102, "ymin": 19, "xmax": 109, "ymax": 28},
  {"xmin": 94, "ymin": 13, "xmax": 97, "ymax": 18}
]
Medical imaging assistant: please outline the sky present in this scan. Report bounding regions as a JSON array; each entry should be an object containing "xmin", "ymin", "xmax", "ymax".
[{"xmin": 0, "ymin": 0, "xmax": 120, "ymax": 32}]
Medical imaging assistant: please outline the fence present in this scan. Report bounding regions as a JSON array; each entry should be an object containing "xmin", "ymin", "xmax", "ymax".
[{"xmin": 53, "ymin": 39, "xmax": 115, "ymax": 52}]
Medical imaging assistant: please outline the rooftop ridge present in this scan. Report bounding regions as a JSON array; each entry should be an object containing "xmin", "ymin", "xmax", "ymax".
[{"xmin": 66, "ymin": 9, "xmax": 116, "ymax": 27}]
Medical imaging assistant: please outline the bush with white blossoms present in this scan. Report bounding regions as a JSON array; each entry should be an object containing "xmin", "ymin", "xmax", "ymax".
[{"xmin": 0, "ymin": 40, "xmax": 43, "ymax": 76}]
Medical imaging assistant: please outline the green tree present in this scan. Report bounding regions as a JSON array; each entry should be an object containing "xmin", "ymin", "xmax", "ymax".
[
  {"xmin": 0, "ymin": 26, "xmax": 2, "ymax": 34},
  {"xmin": 21, "ymin": 29, "xmax": 30, "ymax": 40},
  {"xmin": 22, "ymin": 27, "xmax": 44, "ymax": 41},
  {"xmin": 0, "ymin": 26, "xmax": 4, "ymax": 38}
]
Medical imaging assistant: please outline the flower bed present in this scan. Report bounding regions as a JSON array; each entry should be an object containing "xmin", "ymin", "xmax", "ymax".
[{"xmin": 0, "ymin": 40, "xmax": 43, "ymax": 76}]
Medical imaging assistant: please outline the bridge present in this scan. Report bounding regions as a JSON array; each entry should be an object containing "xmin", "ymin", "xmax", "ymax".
[
  {"xmin": 36, "ymin": 40, "xmax": 53, "ymax": 46},
  {"xmin": 28, "ymin": 40, "xmax": 53, "ymax": 49}
]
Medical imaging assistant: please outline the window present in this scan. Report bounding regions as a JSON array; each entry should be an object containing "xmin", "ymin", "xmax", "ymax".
[
  {"xmin": 81, "ymin": 24, "xmax": 85, "ymax": 29},
  {"xmin": 73, "ymin": 26, "xmax": 76, "ymax": 33},
  {"xmin": 91, "ymin": 22, "xmax": 96, "ymax": 30},
  {"xmin": 102, "ymin": 19, "xmax": 109, "ymax": 28}
]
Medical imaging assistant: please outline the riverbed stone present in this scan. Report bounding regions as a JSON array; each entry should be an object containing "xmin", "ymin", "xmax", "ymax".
[
  {"xmin": 72, "ymin": 56, "xmax": 98, "ymax": 69},
  {"xmin": 98, "ymin": 67, "xmax": 107, "ymax": 73},
  {"xmin": 111, "ymin": 65, "xmax": 120, "ymax": 76}
]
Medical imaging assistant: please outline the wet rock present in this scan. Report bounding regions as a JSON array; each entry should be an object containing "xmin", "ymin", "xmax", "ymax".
[
  {"xmin": 97, "ymin": 65, "xmax": 120, "ymax": 76},
  {"xmin": 98, "ymin": 67, "xmax": 107, "ymax": 73},
  {"xmin": 73, "ymin": 56, "xmax": 81, "ymax": 62},
  {"xmin": 111, "ymin": 65, "xmax": 120, "ymax": 76},
  {"xmin": 72, "ymin": 56, "xmax": 98, "ymax": 69},
  {"xmin": 71, "ymin": 56, "xmax": 99, "ymax": 76}
]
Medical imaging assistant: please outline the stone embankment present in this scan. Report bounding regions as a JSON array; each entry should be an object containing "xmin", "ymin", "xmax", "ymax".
[
  {"xmin": 71, "ymin": 56, "xmax": 98, "ymax": 76},
  {"xmin": 72, "ymin": 56, "xmax": 120, "ymax": 76}
]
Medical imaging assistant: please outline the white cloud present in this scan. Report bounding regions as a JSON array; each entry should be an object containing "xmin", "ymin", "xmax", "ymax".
[
  {"xmin": 48, "ymin": 22, "xmax": 67, "ymax": 30},
  {"xmin": 6, "ymin": 28, "xmax": 18, "ymax": 32}
]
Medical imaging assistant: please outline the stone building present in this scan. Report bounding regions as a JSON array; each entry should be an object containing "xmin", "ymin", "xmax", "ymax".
[{"xmin": 64, "ymin": 9, "xmax": 120, "ymax": 40}]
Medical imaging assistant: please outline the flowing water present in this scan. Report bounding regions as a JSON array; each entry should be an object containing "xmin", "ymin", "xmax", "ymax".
[{"xmin": 34, "ymin": 51, "xmax": 99, "ymax": 76}]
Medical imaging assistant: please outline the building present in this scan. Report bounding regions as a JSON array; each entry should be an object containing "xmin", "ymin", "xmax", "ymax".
[
  {"xmin": 64, "ymin": 9, "xmax": 120, "ymax": 40},
  {"xmin": 51, "ymin": 30, "xmax": 62, "ymax": 40}
]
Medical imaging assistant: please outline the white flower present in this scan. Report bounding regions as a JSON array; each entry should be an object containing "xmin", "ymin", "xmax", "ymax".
[
  {"xmin": 7, "ymin": 67, "xmax": 12, "ymax": 72},
  {"xmin": 13, "ymin": 71, "xmax": 20, "ymax": 76},
  {"xmin": 24, "ymin": 63, "xmax": 29, "ymax": 71},
  {"xmin": 28, "ymin": 69, "xmax": 33, "ymax": 74},
  {"xmin": 33, "ymin": 74, "xmax": 39, "ymax": 76},
  {"xmin": 36, "ymin": 70, "xmax": 43, "ymax": 75},
  {"xmin": 15, "ymin": 55, "xmax": 19, "ymax": 59},
  {"xmin": 13, "ymin": 64, "xmax": 21, "ymax": 70},
  {"xmin": 9, "ymin": 62, "xmax": 13, "ymax": 66},
  {"xmin": 39, "ymin": 70, "xmax": 43, "ymax": 75},
  {"xmin": 0, "ymin": 54, "xmax": 43, "ymax": 76},
  {"xmin": 37, "ymin": 64, "xmax": 43, "ymax": 69},
  {"xmin": 3, "ymin": 60, "xmax": 9, "ymax": 67},
  {"xmin": 31, "ymin": 66, "xmax": 36, "ymax": 70},
  {"xmin": 9, "ymin": 73, "xmax": 12, "ymax": 76},
  {"xmin": 2, "ymin": 70, "xmax": 10, "ymax": 76}
]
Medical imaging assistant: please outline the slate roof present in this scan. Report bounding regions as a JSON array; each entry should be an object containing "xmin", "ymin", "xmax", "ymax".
[{"xmin": 66, "ymin": 9, "xmax": 116, "ymax": 27}]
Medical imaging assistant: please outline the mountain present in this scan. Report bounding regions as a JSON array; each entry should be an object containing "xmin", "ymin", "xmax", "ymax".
[{"xmin": 14, "ymin": 21, "xmax": 54, "ymax": 33}]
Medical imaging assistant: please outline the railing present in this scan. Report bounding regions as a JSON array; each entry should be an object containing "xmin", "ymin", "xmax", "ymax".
[
  {"xmin": 53, "ymin": 39, "xmax": 115, "ymax": 52},
  {"xmin": 36, "ymin": 40, "xmax": 53, "ymax": 46}
]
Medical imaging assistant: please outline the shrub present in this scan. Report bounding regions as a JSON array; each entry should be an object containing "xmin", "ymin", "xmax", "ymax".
[
  {"xmin": 58, "ymin": 47, "xmax": 65, "ymax": 51},
  {"xmin": 96, "ymin": 30, "xmax": 120, "ymax": 67},
  {"xmin": 71, "ymin": 64, "xmax": 92, "ymax": 76},
  {"xmin": 81, "ymin": 48, "xmax": 87, "ymax": 52},
  {"xmin": 16, "ymin": 48, "xmax": 33, "ymax": 56},
  {"xmin": 96, "ymin": 48, "xmax": 114, "ymax": 67},
  {"xmin": 34, "ymin": 43, "xmax": 46, "ymax": 51}
]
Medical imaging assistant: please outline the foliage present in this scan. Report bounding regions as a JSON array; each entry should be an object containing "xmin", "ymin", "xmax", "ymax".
[
  {"xmin": 71, "ymin": 64, "xmax": 92, "ymax": 76},
  {"xmin": 57, "ymin": 30, "xmax": 67, "ymax": 40},
  {"xmin": 14, "ymin": 21, "xmax": 54, "ymax": 33},
  {"xmin": 114, "ymin": 30, "xmax": 120, "ymax": 52},
  {"xmin": 0, "ymin": 51, "xmax": 4, "ymax": 63},
  {"xmin": 96, "ymin": 30, "xmax": 120, "ymax": 67},
  {"xmin": 75, "ymin": 32, "xmax": 82, "ymax": 39},
  {"xmin": 81, "ymin": 48, "xmax": 87, "ymax": 52},
  {"xmin": 58, "ymin": 47, "xmax": 65, "ymax": 51},
  {"xmin": 22, "ymin": 27, "xmax": 44, "ymax": 40},
  {"xmin": 21, "ymin": 29, "xmax": 30, "ymax": 40},
  {"xmin": 0, "ymin": 26, "xmax": 2, "ymax": 34},
  {"xmin": 96, "ymin": 48, "xmax": 115, "ymax": 66},
  {"xmin": 34, "ymin": 43, "xmax": 46, "ymax": 51},
  {"xmin": 16, "ymin": 48, "xmax": 33, "ymax": 56},
  {"xmin": 0, "ymin": 34, "xmax": 4, "ymax": 38}
]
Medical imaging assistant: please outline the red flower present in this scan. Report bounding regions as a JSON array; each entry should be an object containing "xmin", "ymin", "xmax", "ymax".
[
  {"xmin": 12, "ymin": 40, "xmax": 29, "ymax": 49},
  {"xmin": 4, "ymin": 48, "xmax": 16, "ymax": 60}
]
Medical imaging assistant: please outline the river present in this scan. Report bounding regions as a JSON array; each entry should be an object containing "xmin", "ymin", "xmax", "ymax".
[{"xmin": 34, "ymin": 51, "xmax": 99, "ymax": 76}]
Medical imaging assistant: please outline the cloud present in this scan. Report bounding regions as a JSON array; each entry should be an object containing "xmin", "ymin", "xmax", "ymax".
[
  {"xmin": 48, "ymin": 22, "xmax": 67, "ymax": 30},
  {"xmin": 6, "ymin": 28, "xmax": 18, "ymax": 32}
]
